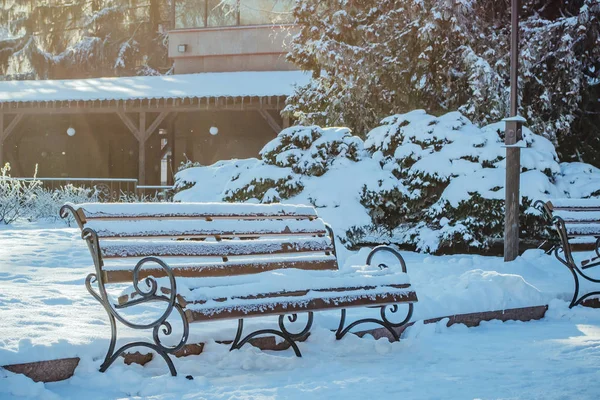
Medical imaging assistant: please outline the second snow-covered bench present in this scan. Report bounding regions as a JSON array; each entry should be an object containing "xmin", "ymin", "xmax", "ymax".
[
  {"xmin": 536, "ymin": 198, "xmax": 600, "ymax": 308},
  {"xmin": 61, "ymin": 202, "xmax": 417, "ymax": 376}
]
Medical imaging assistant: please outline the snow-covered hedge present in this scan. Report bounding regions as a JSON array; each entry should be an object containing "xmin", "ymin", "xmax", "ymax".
[
  {"xmin": 0, "ymin": 163, "xmax": 101, "ymax": 225},
  {"xmin": 0, "ymin": 163, "xmax": 177, "ymax": 225},
  {"xmin": 175, "ymin": 110, "xmax": 600, "ymax": 254},
  {"xmin": 0, "ymin": 164, "xmax": 41, "ymax": 224}
]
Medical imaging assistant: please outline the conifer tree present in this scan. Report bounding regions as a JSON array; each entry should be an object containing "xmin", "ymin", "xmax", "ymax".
[
  {"xmin": 286, "ymin": 0, "xmax": 600, "ymax": 163},
  {"xmin": 0, "ymin": 0, "xmax": 172, "ymax": 79}
]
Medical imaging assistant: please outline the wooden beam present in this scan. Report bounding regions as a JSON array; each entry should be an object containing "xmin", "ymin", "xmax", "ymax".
[
  {"xmin": 3, "ymin": 113, "xmax": 24, "ymax": 140},
  {"xmin": 169, "ymin": 113, "xmax": 178, "ymax": 186},
  {"xmin": 5, "ymin": 149, "xmax": 20, "ymax": 176},
  {"xmin": 0, "ymin": 113, "xmax": 4, "ymax": 167},
  {"xmin": 0, "ymin": 100, "xmax": 285, "ymax": 115},
  {"xmin": 283, "ymin": 115, "xmax": 290, "ymax": 129},
  {"xmin": 258, "ymin": 110, "xmax": 282, "ymax": 134},
  {"xmin": 144, "ymin": 111, "xmax": 169, "ymax": 141},
  {"xmin": 138, "ymin": 112, "xmax": 146, "ymax": 185},
  {"xmin": 116, "ymin": 110, "xmax": 141, "ymax": 140}
]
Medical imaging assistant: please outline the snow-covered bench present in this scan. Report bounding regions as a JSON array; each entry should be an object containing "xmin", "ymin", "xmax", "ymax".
[
  {"xmin": 536, "ymin": 199, "xmax": 600, "ymax": 307},
  {"xmin": 60, "ymin": 202, "xmax": 417, "ymax": 376}
]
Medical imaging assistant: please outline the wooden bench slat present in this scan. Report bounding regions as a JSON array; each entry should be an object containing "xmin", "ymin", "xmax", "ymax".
[
  {"xmin": 100, "ymin": 237, "xmax": 333, "ymax": 259},
  {"xmin": 103, "ymin": 255, "xmax": 338, "ymax": 283},
  {"xmin": 70, "ymin": 202, "xmax": 318, "ymax": 221},
  {"xmin": 564, "ymin": 223, "xmax": 600, "ymax": 236},
  {"xmin": 552, "ymin": 210, "xmax": 600, "ymax": 223},
  {"xmin": 184, "ymin": 285, "xmax": 417, "ymax": 322},
  {"xmin": 548, "ymin": 198, "xmax": 600, "ymax": 210},
  {"xmin": 86, "ymin": 219, "xmax": 327, "ymax": 239}
]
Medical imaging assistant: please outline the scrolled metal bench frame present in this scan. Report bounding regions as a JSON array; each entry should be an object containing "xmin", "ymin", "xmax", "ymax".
[
  {"xmin": 335, "ymin": 245, "xmax": 414, "ymax": 341},
  {"xmin": 230, "ymin": 312, "xmax": 314, "ymax": 357},
  {"xmin": 228, "ymin": 229, "xmax": 414, "ymax": 355},
  {"xmin": 60, "ymin": 205, "xmax": 189, "ymax": 376}
]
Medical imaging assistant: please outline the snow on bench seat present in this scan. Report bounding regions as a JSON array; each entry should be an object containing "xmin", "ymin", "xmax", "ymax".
[
  {"xmin": 183, "ymin": 285, "xmax": 416, "ymax": 322},
  {"xmin": 99, "ymin": 237, "xmax": 333, "ymax": 259},
  {"xmin": 118, "ymin": 266, "xmax": 415, "ymax": 321},
  {"xmin": 67, "ymin": 202, "xmax": 318, "ymax": 220},
  {"xmin": 85, "ymin": 218, "xmax": 327, "ymax": 239}
]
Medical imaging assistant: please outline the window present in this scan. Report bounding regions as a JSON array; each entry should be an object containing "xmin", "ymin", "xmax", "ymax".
[
  {"xmin": 175, "ymin": 1, "xmax": 207, "ymax": 29},
  {"xmin": 207, "ymin": 0, "xmax": 238, "ymax": 27},
  {"xmin": 175, "ymin": 0, "xmax": 294, "ymax": 29},
  {"xmin": 239, "ymin": 1, "xmax": 294, "ymax": 26}
]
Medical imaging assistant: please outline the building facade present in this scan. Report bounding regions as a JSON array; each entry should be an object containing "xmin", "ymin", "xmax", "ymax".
[{"xmin": 0, "ymin": 0, "xmax": 303, "ymax": 188}]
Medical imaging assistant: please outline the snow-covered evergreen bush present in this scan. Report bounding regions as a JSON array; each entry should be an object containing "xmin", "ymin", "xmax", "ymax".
[
  {"xmin": 260, "ymin": 126, "xmax": 362, "ymax": 176},
  {"xmin": 216, "ymin": 126, "xmax": 366, "ymax": 203},
  {"xmin": 175, "ymin": 111, "xmax": 600, "ymax": 254}
]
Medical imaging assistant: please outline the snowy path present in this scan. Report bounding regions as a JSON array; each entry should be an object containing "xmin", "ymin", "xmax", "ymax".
[
  {"xmin": 0, "ymin": 224, "xmax": 580, "ymax": 365},
  {"xmin": 3, "ymin": 304, "xmax": 600, "ymax": 399},
  {"xmin": 1, "ymin": 224, "xmax": 599, "ymax": 398}
]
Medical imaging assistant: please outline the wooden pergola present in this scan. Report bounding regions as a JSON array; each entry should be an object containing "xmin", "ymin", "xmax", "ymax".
[
  {"xmin": 0, "ymin": 94, "xmax": 290, "ymax": 184},
  {"xmin": 0, "ymin": 70, "xmax": 307, "ymax": 183}
]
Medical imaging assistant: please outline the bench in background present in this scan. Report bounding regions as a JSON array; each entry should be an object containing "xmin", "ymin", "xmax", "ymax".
[{"xmin": 536, "ymin": 199, "xmax": 600, "ymax": 308}]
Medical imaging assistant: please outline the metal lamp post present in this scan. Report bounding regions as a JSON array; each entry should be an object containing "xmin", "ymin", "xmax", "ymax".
[{"xmin": 504, "ymin": 0, "xmax": 523, "ymax": 261}]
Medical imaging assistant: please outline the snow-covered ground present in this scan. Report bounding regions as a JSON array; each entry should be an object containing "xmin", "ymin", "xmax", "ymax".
[{"xmin": 1, "ymin": 222, "xmax": 599, "ymax": 399}]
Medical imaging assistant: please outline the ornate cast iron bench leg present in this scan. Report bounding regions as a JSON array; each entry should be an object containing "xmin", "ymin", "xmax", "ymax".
[
  {"xmin": 336, "ymin": 245, "xmax": 414, "ymax": 341},
  {"xmin": 555, "ymin": 247, "xmax": 600, "ymax": 308},
  {"xmin": 83, "ymin": 229, "xmax": 189, "ymax": 375},
  {"xmin": 230, "ymin": 313, "xmax": 314, "ymax": 357}
]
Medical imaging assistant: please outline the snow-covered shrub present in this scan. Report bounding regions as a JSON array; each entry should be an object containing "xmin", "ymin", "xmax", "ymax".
[
  {"xmin": 260, "ymin": 126, "xmax": 362, "ymax": 176},
  {"xmin": 0, "ymin": 163, "xmax": 41, "ymax": 225},
  {"xmin": 178, "ymin": 157, "xmax": 203, "ymax": 172},
  {"xmin": 118, "ymin": 190, "xmax": 172, "ymax": 203},
  {"xmin": 215, "ymin": 126, "xmax": 365, "ymax": 203},
  {"xmin": 29, "ymin": 185, "xmax": 99, "ymax": 225},
  {"xmin": 356, "ymin": 110, "xmax": 564, "ymax": 252},
  {"xmin": 175, "ymin": 111, "xmax": 600, "ymax": 254}
]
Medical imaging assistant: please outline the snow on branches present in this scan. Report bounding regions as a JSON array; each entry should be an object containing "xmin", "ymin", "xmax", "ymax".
[{"xmin": 285, "ymin": 0, "xmax": 600, "ymax": 164}]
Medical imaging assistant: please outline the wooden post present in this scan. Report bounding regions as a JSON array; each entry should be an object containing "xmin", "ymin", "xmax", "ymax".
[
  {"xmin": 169, "ymin": 113, "xmax": 178, "ymax": 186},
  {"xmin": 282, "ymin": 115, "xmax": 290, "ymax": 130},
  {"xmin": 504, "ymin": 0, "xmax": 522, "ymax": 262},
  {"xmin": 0, "ymin": 113, "xmax": 4, "ymax": 168},
  {"xmin": 138, "ymin": 112, "xmax": 146, "ymax": 185}
]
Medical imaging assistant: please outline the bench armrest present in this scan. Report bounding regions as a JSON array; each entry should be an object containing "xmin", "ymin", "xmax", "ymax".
[{"xmin": 366, "ymin": 245, "xmax": 408, "ymax": 274}]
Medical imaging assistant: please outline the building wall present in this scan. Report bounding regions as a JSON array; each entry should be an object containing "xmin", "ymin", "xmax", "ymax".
[
  {"xmin": 173, "ymin": 110, "xmax": 280, "ymax": 168},
  {"xmin": 7, "ymin": 110, "xmax": 280, "ymax": 185},
  {"xmin": 169, "ymin": 25, "xmax": 299, "ymax": 73},
  {"xmin": 8, "ymin": 114, "xmax": 138, "ymax": 179}
]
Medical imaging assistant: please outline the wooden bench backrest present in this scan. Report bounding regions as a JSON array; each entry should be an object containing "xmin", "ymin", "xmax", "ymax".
[
  {"xmin": 542, "ymin": 199, "xmax": 600, "ymax": 261},
  {"xmin": 62, "ymin": 202, "xmax": 338, "ymax": 283}
]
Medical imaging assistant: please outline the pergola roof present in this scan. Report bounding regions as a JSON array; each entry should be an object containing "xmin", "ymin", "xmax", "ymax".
[{"xmin": 0, "ymin": 70, "xmax": 310, "ymax": 104}]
